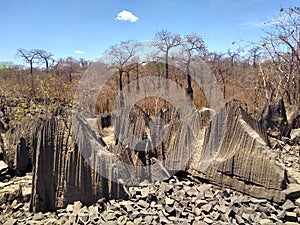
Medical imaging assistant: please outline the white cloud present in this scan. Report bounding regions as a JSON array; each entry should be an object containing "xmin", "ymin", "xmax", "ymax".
[
  {"xmin": 116, "ymin": 10, "xmax": 139, "ymax": 22},
  {"xmin": 74, "ymin": 50, "xmax": 85, "ymax": 55}
]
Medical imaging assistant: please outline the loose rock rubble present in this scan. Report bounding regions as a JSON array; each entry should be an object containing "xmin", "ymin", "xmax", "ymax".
[
  {"xmin": 274, "ymin": 141, "xmax": 300, "ymax": 172},
  {"xmin": 1, "ymin": 174, "xmax": 299, "ymax": 225},
  {"xmin": 0, "ymin": 173, "xmax": 32, "ymax": 206}
]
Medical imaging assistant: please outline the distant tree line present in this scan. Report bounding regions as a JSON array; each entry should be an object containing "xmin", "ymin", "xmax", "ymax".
[{"xmin": 0, "ymin": 7, "xmax": 299, "ymax": 114}]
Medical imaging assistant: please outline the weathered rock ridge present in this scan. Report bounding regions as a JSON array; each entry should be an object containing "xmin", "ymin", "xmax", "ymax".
[
  {"xmin": 30, "ymin": 112, "xmax": 130, "ymax": 212},
  {"xmin": 188, "ymin": 100, "xmax": 297, "ymax": 203},
  {"xmin": 0, "ymin": 97, "xmax": 300, "ymax": 213}
]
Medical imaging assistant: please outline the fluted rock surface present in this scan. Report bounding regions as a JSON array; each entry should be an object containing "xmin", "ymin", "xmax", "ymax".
[
  {"xmin": 3, "ymin": 118, "xmax": 42, "ymax": 174},
  {"xmin": 0, "ymin": 97, "xmax": 71, "ymax": 174},
  {"xmin": 109, "ymin": 105, "xmax": 212, "ymax": 180},
  {"xmin": 2, "ymin": 96, "xmax": 299, "ymax": 213},
  {"xmin": 188, "ymin": 100, "xmax": 297, "ymax": 203},
  {"xmin": 99, "ymin": 101, "xmax": 298, "ymax": 203},
  {"xmin": 30, "ymin": 112, "xmax": 129, "ymax": 212}
]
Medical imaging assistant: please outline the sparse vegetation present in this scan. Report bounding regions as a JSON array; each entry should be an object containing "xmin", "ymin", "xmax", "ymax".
[{"xmin": 0, "ymin": 7, "xmax": 299, "ymax": 118}]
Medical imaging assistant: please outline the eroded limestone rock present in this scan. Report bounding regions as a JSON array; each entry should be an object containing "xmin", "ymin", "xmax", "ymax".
[
  {"xmin": 188, "ymin": 100, "xmax": 299, "ymax": 203},
  {"xmin": 30, "ymin": 112, "xmax": 129, "ymax": 212}
]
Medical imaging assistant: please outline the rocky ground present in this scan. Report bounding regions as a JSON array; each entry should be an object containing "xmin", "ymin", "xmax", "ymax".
[
  {"xmin": 0, "ymin": 173, "xmax": 300, "ymax": 225},
  {"xmin": 0, "ymin": 128, "xmax": 300, "ymax": 225},
  {"xmin": 0, "ymin": 98, "xmax": 300, "ymax": 225}
]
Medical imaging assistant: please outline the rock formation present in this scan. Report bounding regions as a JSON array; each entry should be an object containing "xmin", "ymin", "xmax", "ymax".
[
  {"xmin": 188, "ymin": 100, "xmax": 299, "ymax": 203},
  {"xmin": 30, "ymin": 112, "xmax": 129, "ymax": 212},
  {"xmin": 259, "ymin": 98, "xmax": 290, "ymax": 138},
  {"xmin": 1, "ymin": 96, "xmax": 300, "ymax": 213}
]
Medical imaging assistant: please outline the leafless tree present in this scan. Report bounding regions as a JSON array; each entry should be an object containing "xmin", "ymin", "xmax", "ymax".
[
  {"xmin": 104, "ymin": 40, "xmax": 140, "ymax": 107},
  {"xmin": 206, "ymin": 52, "xmax": 228, "ymax": 97},
  {"xmin": 16, "ymin": 49, "xmax": 39, "ymax": 92},
  {"xmin": 259, "ymin": 7, "xmax": 300, "ymax": 104},
  {"xmin": 55, "ymin": 57, "xmax": 80, "ymax": 82},
  {"xmin": 227, "ymin": 47, "xmax": 243, "ymax": 67},
  {"xmin": 248, "ymin": 46, "xmax": 262, "ymax": 68},
  {"xmin": 180, "ymin": 33, "xmax": 207, "ymax": 100},
  {"xmin": 153, "ymin": 29, "xmax": 182, "ymax": 80},
  {"xmin": 35, "ymin": 49, "xmax": 53, "ymax": 73}
]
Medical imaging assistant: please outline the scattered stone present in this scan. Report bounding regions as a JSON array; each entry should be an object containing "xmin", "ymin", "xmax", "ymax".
[
  {"xmin": 144, "ymin": 215, "xmax": 153, "ymax": 224},
  {"xmin": 73, "ymin": 201, "xmax": 82, "ymax": 213},
  {"xmin": 192, "ymin": 220, "xmax": 208, "ymax": 225},
  {"xmin": 137, "ymin": 199, "xmax": 150, "ymax": 209},
  {"xmin": 105, "ymin": 212, "xmax": 115, "ymax": 221},
  {"xmin": 285, "ymin": 184, "xmax": 300, "ymax": 199},
  {"xmin": 281, "ymin": 200, "xmax": 296, "ymax": 211},
  {"xmin": 3, "ymin": 218, "xmax": 17, "ymax": 225},
  {"xmin": 284, "ymin": 212, "xmax": 298, "ymax": 222},
  {"xmin": 0, "ymin": 160, "xmax": 8, "ymax": 173},
  {"xmin": 32, "ymin": 212, "xmax": 44, "ymax": 221},
  {"xmin": 22, "ymin": 187, "xmax": 31, "ymax": 200},
  {"xmin": 290, "ymin": 129, "xmax": 300, "ymax": 140},
  {"xmin": 128, "ymin": 211, "xmax": 139, "ymax": 220},
  {"xmin": 202, "ymin": 204, "xmax": 212, "ymax": 214},
  {"xmin": 195, "ymin": 199, "xmax": 208, "ymax": 207},
  {"xmin": 194, "ymin": 207, "xmax": 202, "ymax": 216},
  {"xmin": 259, "ymin": 218, "xmax": 273, "ymax": 225},
  {"xmin": 66, "ymin": 204, "xmax": 74, "ymax": 212},
  {"xmin": 277, "ymin": 210, "xmax": 286, "ymax": 220},
  {"xmin": 0, "ymin": 163, "xmax": 299, "ymax": 225},
  {"xmin": 77, "ymin": 212, "xmax": 89, "ymax": 223},
  {"xmin": 13, "ymin": 203, "xmax": 23, "ymax": 211},
  {"xmin": 165, "ymin": 197, "xmax": 175, "ymax": 206},
  {"xmin": 226, "ymin": 208, "xmax": 235, "ymax": 218},
  {"xmin": 133, "ymin": 217, "xmax": 143, "ymax": 224},
  {"xmin": 203, "ymin": 217, "xmax": 214, "ymax": 224},
  {"xmin": 235, "ymin": 215, "xmax": 244, "ymax": 224}
]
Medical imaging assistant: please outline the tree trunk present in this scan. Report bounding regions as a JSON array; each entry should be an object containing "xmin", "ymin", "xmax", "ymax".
[
  {"xmin": 165, "ymin": 52, "xmax": 169, "ymax": 91},
  {"xmin": 136, "ymin": 63, "xmax": 140, "ymax": 91},
  {"xmin": 219, "ymin": 69, "xmax": 226, "ymax": 98},
  {"xmin": 186, "ymin": 61, "xmax": 193, "ymax": 100},
  {"xmin": 125, "ymin": 71, "xmax": 130, "ymax": 93},
  {"xmin": 69, "ymin": 72, "xmax": 72, "ymax": 83},
  {"xmin": 165, "ymin": 54, "xmax": 169, "ymax": 79},
  {"xmin": 30, "ymin": 61, "xmax": 34, "ymax": 95},
  {"xmin": 45, "ymin": 60, "xmax": 49, "ymax": 73},
  {"xmin": 119, "ymin": 69, "xmax": 124, "ymax": 107},
  {"xmin": 119, "ymin": 69, "xmax": 123, "ymax": 91}
]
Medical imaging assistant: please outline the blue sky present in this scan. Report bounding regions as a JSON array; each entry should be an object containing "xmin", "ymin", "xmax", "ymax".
[{"xmin": 0, "ymin": 0, "xmax": 298, "ymax": 65}]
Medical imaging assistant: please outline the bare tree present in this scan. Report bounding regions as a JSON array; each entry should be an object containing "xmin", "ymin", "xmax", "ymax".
[
  {"xmin": 259, "ymin": 7, "xmax": 300, "ymax": 104},
  {"xmin": 55, "ymin": 57, "xmax": 80, "ymax": 82},
  {"xmin": 206, "ymin": 52, "xmax": 228, "ymax": 97},
  {"xmin": 104, "ymin": 40, "xmax": 140, "ymax": 107},
  {"xmin": 180, "ymin": 33, "xmax": 207, "ymax": 100},
  {"xmin": 35, "ymin": 49, "xmax": 53, "ymax": 73},
  {"xmin": 16, "ymin": 49, "xmax": 39, "ymax": 93},
  {"xmin": 227, "ymin": 48, "xmax": 243, "ymax": 67},
  {"xmin": 248, "ymin": 46, "xmax": 262, "ymax": 68},
  {"xmin": 153, "ymin": 29, "xmax": 182, "ymax": 80}
]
